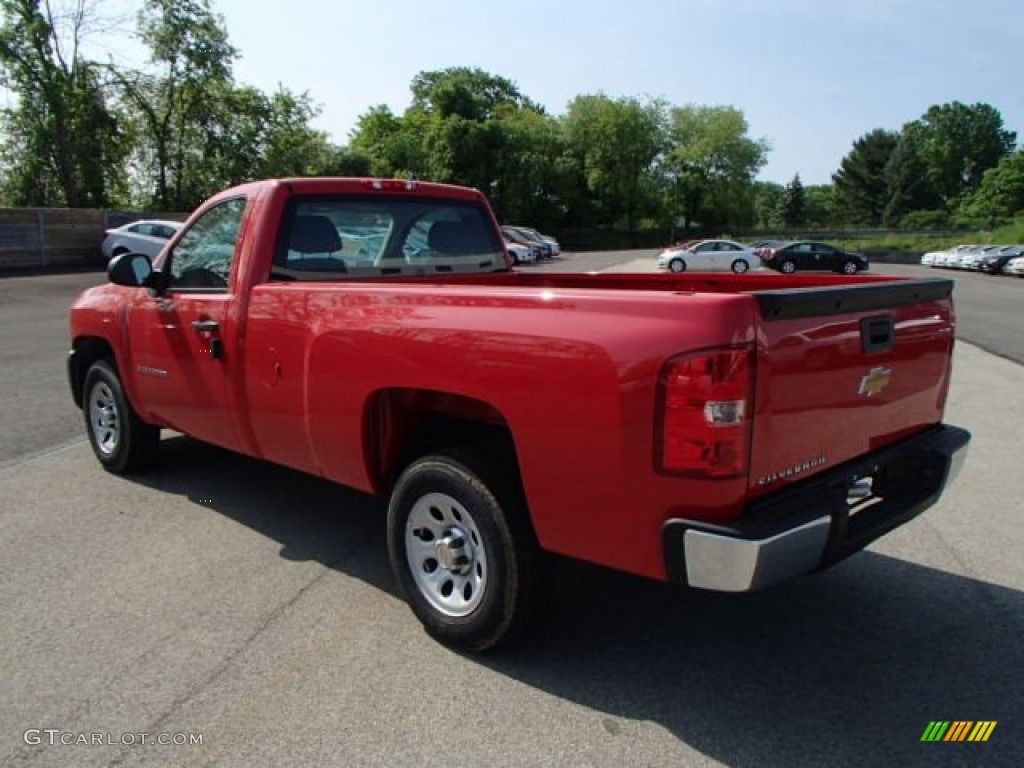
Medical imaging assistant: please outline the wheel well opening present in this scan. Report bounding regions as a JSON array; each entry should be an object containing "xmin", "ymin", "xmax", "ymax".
[
  {"xmin": 70, "ymin": 337, "xmax": 115, "ymax": 408},
  {"xmin": 364, "ymin": 389, "xmax": 519, "ymax": 494}
]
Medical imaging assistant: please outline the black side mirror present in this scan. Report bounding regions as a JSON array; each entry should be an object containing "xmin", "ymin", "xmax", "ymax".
[{"xmin": 108, "ymin": 253, "xmax": 154, "ymax": 288}]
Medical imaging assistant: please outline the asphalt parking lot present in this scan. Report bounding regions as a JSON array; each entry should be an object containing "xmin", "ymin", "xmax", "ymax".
[{"xmin": 1, "ymin": 257, "xmax": 1021, "ymax": 767}]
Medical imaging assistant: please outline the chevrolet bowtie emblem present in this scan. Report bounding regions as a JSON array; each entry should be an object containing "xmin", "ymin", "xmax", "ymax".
[{"xmin": 859, "ymin": 366, "xmax": 892, "ymax": 397}]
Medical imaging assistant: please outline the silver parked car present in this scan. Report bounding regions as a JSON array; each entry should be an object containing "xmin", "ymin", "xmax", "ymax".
[{"xmin": 101, "ymin": 219, "xmax": 183, "ymax": 261}]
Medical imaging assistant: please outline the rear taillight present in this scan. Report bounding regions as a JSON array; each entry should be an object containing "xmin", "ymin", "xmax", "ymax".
[
  {"xmin": 764, "ymin": 248, "xmax": 777, "ymax": 260},
  {"xmin": 657, "ymin": 347, "xmax": 753, "ymax": 478}
]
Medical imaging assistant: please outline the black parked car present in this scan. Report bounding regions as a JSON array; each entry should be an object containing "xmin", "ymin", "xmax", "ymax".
[
  {"xmin": 978, "ymin": 245, "xmax": 1023, "ymax": 274},
  {"xmin": 761, "ymin": 241, "xmax": 869, "ymax": 274}
]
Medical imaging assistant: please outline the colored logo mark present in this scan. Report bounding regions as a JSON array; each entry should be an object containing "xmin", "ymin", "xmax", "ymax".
[
  {"xmin": 921, "ymin": 721, "xmax": 997, "ymax": 742},
  {"xmin": 858, "ymin": 366, "xmax": 892, "ymax": 397}
]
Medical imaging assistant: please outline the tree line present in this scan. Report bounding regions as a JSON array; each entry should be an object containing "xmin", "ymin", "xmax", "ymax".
[{"xmin": 2, "ymin": 0, "xmax": 1021, "ymax": 236}]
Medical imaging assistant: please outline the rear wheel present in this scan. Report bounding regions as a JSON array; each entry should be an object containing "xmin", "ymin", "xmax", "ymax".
[
  {"xmin": 387, "ymin": 453, "xmax": 540, "ymax": 651},
  {"xmin": 83, "ymin": 360, "xmax": 159, "ymax": 473},
  {"xmin": 731, "ymin": 259, "xmax": 750, "ymax": 274},
  {"xmin": 779, "ymin": 259, "xmax": 796, "ymax": 274},
  {"xmin": 669, "ymin": 258, "xmax": 686, "ymax": 273}
]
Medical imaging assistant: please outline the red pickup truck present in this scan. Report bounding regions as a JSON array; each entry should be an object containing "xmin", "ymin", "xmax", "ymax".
[{"xmin": 68, "ymin": 178, "xmax": 970, "ymax": 650}]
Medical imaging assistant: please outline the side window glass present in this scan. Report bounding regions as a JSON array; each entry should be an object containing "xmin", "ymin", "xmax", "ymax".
[
  {"xmin": 167, "ymin": 198, "xmax": 246, "ymax": 291},
  {"xmin": 696, "ymin": 242, "xmax": 715, "ymax": 253}
]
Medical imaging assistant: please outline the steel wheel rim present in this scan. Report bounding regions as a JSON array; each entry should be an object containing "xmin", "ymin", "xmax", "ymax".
[
  {"xmin": 88, "ymin": 381, "xmax": 120, "ymax": 456},
  {"xmin": 781, "ymin": 261, "xmax": 795, "ymax": 273},
  {"xmin": 844, "ymin": 262, "xmax": 857, "ymax": 274},
  {"xmin": 733, "ymin": 260, "xmax": 749, "ymax": 274},
  {"xmin": 405, "ymin": 492, "xmax": 488, "ymax": 617},
  {"xmin": 670, "ymin": 259, "xmax": 684, "ymax": 273}
]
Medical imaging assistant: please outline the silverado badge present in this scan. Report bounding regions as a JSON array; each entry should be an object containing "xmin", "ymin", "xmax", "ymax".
[{"xmin": 858, "ymin": 366, "xmax": 892, "ymax": 397}]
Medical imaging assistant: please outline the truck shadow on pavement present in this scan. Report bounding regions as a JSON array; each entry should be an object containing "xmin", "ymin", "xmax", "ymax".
[{"xmin": 135, "ymin": 435, "xmax": 1021, "ymax": 768}]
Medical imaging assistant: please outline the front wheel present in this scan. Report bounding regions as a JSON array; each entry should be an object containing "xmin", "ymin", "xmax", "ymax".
[
  {"xmin": 731, "ymin": 259, "xmax": 750, "ymax": 274},
  {"xmin": 669, "ymin": 258, "xmax": 686, "ymax": 273},
  {"xmin": 83, "ymin": 360, "xmax": 160, "ymax": 473},
  {"xmin": 779, "ymin": 259, "xmax": 796, "ymax": 274},
  {"xmin": 387, "ymin": 454, "xmax": 539, "ymax": 651},
  {"xmin": 841, "ymin": 260, "xmax": 859, "ymax": 275}
]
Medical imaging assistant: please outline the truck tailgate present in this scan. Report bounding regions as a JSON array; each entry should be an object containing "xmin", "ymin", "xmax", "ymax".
[{"xmin": 748, "ymin": 278, "xmax": 955, "ymax": 496}]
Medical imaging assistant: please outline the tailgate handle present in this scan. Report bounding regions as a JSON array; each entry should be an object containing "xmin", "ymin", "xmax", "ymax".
[{"xmin": 861, "ymin": 315, "xmax": 895, "ymax": 354}]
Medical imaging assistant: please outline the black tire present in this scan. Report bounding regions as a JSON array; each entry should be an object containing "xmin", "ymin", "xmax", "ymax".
[
  {"xmin": 387, "ymin": 452, "xmax": 540, "ymax": 651},
  {"xmin": 779, "ymin": 259, "xmax": 796, "ymax": 274},
  {"xmin": 669, "ymin": 258, "xmax": 686, "ymax": 273},
  {"xmin": 841, "ymin": 260, "xmax": 859, "ymax": 275},
  {"xmin": 83, "ymin": 360, "xmax": 160, "ymax": 473},
  {"xmin": 731, "ymin": 259, "xmax": 750, "ymax": 274}
]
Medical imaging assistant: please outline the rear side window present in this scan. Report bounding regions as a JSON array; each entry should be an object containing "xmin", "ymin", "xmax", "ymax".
[{"xmin": 273, "ymin": 196, "xmax": 507, "ymax": 280}]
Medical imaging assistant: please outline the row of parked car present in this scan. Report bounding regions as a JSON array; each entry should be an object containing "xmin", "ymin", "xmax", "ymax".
[
  {"xmin": 657, "ymin": 239, "xmax": 869, "ymax": 275},
  {"xmin": 501, "ymin": 225, "xmax": 561, "ymax": 264},
  {"xmin": 920, "ymin": 244, "xmax": 1024, "ymax": 276}
]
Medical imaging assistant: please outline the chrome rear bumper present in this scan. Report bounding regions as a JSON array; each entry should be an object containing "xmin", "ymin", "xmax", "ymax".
[{"xmin": 663, "ymin": 425, "xmax": 970, "ymax": 592}]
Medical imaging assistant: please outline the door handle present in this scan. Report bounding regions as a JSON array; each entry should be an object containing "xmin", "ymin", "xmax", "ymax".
[{"xmin": 192, "ymin": 319, "xmax": 220, "ymax": 333}]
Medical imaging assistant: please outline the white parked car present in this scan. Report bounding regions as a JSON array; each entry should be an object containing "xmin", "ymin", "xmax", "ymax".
[
  {"xmin": 657, "ymin": 239, "xmax": 760, "ymax": 274},
  {"xmin": 101, "ymin": 219, "xmax": 183, "ymax": 261},
  {"xmin": 957, "ymin": 245, "xmax": 1000, "ymax": 270},
  {"xmin": 512, "ymin": 226, "xmax": 561, "ymax": 256},
  {"xmin": 931, "ymin": 244, "xmax": 974, "ymax": 268},
  {"xmin": 1004, "ymin": 255, "xmax": 1024, "ymax": 277},
  {"xmin": 505, "ymin": 239, "xmax": 536, "ymax": 265}
]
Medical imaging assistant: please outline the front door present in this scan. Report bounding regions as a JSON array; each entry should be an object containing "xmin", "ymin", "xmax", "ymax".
[
  {"xmin": 816, "ymin": 243, "xmax": 839, "ymax": 269},
  {"xmin": 692, "ymin": 241, "xmax": 717, "ymax": 270},
  {"xmin": 127, "ymin": 197, "xmax": 248, "ymax": 451}
]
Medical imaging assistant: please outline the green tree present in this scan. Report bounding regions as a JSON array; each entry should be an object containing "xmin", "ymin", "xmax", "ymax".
[
  {"xmin": 0, "ymin": 0, "xmax": 126, "ymax": 206},
  {"xmin": 662, "ymin": 105, "xmax": 768, "ymax": 233},
  {"xmin": 407, "ymin": 66, "xmax": 532, "ymax": 193},
  {"xmin": 195, "ymin": 84, "xmax": 339, "ymax": 186},
  {"xmin": 832, "ymin": 128, "xmax": 898, "ymax": 226},
  {"xmin": 803, "ymin": 184, "xmax": 836, "ymax": 229},
  {"xmin": 778, "ymin": 173, "xmax": 806, "ymax": 228},
  {"xmin": 116, "ymin": 0, "xmax": 238, "ymax": 209},
  {"xmin": 410, "ymin": 67, "xmax": 535, "ymax": 120},
  {"xmin": 562, "ymin": 94, "xmax": 666, "ymax": 229},
  {"xmin": 961, "ymin": 150, "xmax": 1024, "ymax": 226},
  {"xmin": 883, "ymin": 126, "xmax": 941, "ymax": 226},
  {"xmin": 349, "ymin": 105, "xmax": 423, "ymax": 177},
  {"xmin": 752, "ymin": 181, "xmax": 783, "ymax": 230},
  {"xmin": 489, "ymin": 106, "xmax": 566, "ymax": 226},
  {"xmin": 913, "ymin": 102, "xmax": 1016, "ymax": 207}
]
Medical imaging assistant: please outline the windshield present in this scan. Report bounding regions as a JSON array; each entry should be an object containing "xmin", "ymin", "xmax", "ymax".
[{"xmin": 272, "ymin": 195, "xmax": 507, "ymax": 280}]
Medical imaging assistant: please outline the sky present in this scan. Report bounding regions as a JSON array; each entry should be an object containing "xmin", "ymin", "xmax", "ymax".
[{"xmin": 91, "ymin": 0, "xmax": 1024, "ymax": 185}]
